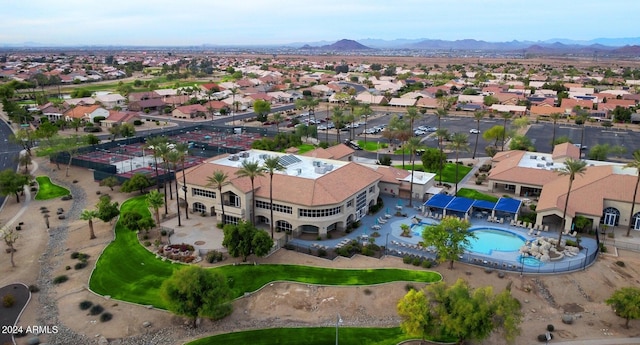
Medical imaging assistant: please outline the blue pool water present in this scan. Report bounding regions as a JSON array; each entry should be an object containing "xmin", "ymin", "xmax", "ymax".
[
  {"xmin": 466, "ymin": 228, "xmax": 525, "ymax": 254},
  {"xmin": 519, "ymin": 256, "xmax": 544, "ymax": 267}
]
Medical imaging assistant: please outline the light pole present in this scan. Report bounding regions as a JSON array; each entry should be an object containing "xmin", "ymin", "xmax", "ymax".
[
  {"xmin": 335, "ymin": 313, "xmax": 343, "ymax": 345},
  {"xmin": 385, "ymin": 233, "xmax": 389, "ymax": 257}
]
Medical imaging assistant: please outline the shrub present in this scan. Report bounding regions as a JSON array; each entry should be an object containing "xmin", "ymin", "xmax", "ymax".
[
  {"xmin": 403, "ymin": 255, "xmax": 413, "ymax": 264},
  {"xmin": 405, "ymin": 284, "xmax": 416, "ymax": 292},
  {"xmin": 547, "ymin": 324, "xmax": 555, "ymax": 332},
  {"xmin": 316, "ymin": 235, "xmax": 322, "ymax": 241},
  {"xmin": 28, "ymin": 285, "xmax": 39, "ymax": 293},
  {"xmin": 600, "ymin": 243, "xmax": 607, "ymax": 253},
  {"xmin": 206, "ymin": 250, "xmax": 224, "ymax": 263},
  {"xmin": 144, "ymin": 241, "xmax": 151, "ymax": 247},
  {"xmin": 565, "ymin": 239, "xmax": 577, "ymax": 247},
  {"xmin": 421, "ymin": 260, "xmax": 432, "ymax": 268},
  {"xmin": 89, "ymin": 304, "xmax": 104, "ymax": 315},
  {"xmin": 70, "ymin": 251, "xmax": 80, "ymax": 259},
  {"xmin": 160, "ymin": 230, "xmax": 167, "ymax": 236},
  {"xmin": 318, "ymin": 249, "xmax": 327, "ymax": 257},
  {"xmin": 615, "ymin": 261, "xmax": 625, "ymax": 267},
  {"xmin": 363, "ymin": 288, "xmax": 373, "ymax": 295},
  {"xmin": 412, "ymin": 257, "xmax": 421, "ymax": 266},
  {"xmin": 361, "ymin": 247, "xmax": 374, "ymax": 257},
  {"xmin": 326, "ymin": 233, "xmax": 332, "ymax": 239},
  {"xmin": 65, "ymin": 266, "xmax": 71, "ymax": 270},
  {"xmin": 3, "ymin": 294, "xmax": 15, "ymax": 307},
  {"xmin": 100, "ymin": 312, "xmax": 113, "ymax": 322},
  {"xmin": 53, "ymin": 275, "xmax": 68, "ymax": 284},
  {"xmin": 79, "ymin": 300, "xmax": 93, "ymax": 310},
  {"xmin": 133, "ymin": 120, "xmax": 143, "ymax": 126},
  {"xmin": 74, "ymin": 262, "xmax": 88, "ymax": 270}
]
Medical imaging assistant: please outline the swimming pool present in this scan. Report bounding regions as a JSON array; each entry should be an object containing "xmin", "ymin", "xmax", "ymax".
[{"xmin": 465, "ymin": 228, "xmax": 526, "ymax": 254}]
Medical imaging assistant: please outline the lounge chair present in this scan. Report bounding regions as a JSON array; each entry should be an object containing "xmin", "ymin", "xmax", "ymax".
[
  {"xmin": 499, "ymin": 218, "xmax": 504, "ymax": 224},
  {"xmin": 377, "ymin": 217, "xmax": 387, "ymax": 224},
  {"xmin": 535, "ymin": 230, "xmax": 541, "ymax": 236},
  {"xmin": 528, "ymin": 228, "xmax": 535, "ymax": 236},
  {"xmin": 510, "ymin": 219, "xmax": 516, "ymax": 226},
  {"xmin": 371, "ymin": 224, "xmax": 381, "ymax": 230},
  {"xmin": 384, "ymin": 213, "xmax": 392, "ymax": 219},
  {"xmin": 570, "ymin": 231, "xmax": 577, "ymax": 237},
  {"xmin": 517, "ymin": 220, "xmax": 523, "ymax": 227}
]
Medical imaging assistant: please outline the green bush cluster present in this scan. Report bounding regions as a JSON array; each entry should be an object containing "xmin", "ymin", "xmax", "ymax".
[
  {"xmin": 53, "ymin": 275, "xmax": 68, "ymax": 284},
  {"xmin": 206, "ymin": 250, "xmax": 225, "ymax": 263},
  {"xmin": 3, "ymin": 294, "xmax": 15, "ymax": 307},
  {"xmin": 79, "ymin": 300, "xmax": 93, "ymax": 310}
]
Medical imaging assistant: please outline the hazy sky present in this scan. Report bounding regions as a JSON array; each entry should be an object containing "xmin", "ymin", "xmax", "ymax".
[{"xmin": 0, "ymin": 0, "xmax": 636, "ymax": 46}]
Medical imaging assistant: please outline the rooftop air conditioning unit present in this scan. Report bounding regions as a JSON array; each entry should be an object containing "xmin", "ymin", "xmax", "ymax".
[
  {"xmin": 296, "ymin": 168, "xmax": 302, "ymax": 175},
  {"xmin": 239, "ymin": 152, "xmax": 249, "ymax": 158},
  {"xmin": 229, "ymin": 155, "xmax": 239, "ymax": 161},
  {"xmin": 259, "ymin": 154, "xmax": 268, "ymax": 159},
  {"xmin": 313, "ymin": 161, "xmax": 321, "ymax": 167},
  {"xmin": 314, "ymin": 166, "xmax": 327, "ymax": 174},
  {"xmin": 541, "ymin": 157, "xmax": 546, "ymax": 161},
  {"xmin": 530, "ymin": 155, "xmax": 537, "ymax": 159},
  {"xmin": 323, "ymin": 163, "xmax": 334, "ymax": 171}
]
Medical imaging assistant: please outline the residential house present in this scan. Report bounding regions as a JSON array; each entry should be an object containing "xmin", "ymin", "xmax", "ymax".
[
  {"xmin": 172, "ymin": 104, "xmax": 208, "ymax": 119},
  {"xmin": 95, "ymin": 93, "xmax": 126, "ymax": 109},
  {"xmin": 64, "ymin": 104, "xmax": 108, "ymax": 122}
]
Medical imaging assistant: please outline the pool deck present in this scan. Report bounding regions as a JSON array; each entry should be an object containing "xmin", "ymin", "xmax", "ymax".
[{"xmin": 289, "ymin": 195, "xmax": 600, "ymax": 274}]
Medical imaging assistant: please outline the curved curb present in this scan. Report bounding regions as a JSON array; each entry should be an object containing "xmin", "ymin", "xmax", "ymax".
[{"xmin": 0, "ymin": 282, "xmax": 32, "ymax": 345}]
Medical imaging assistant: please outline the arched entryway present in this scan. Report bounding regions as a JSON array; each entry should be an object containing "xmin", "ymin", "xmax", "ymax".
[
  {"xmin": 193, "ymin": 202, "xmax": 206, "ymax": 214},
  {"xmin": 275, "ymin": 220, "xmax": 292, "ymax": 233},
  {"xmin": 632, "ymin": 211, "xmax": 640, "ymax": 231}
]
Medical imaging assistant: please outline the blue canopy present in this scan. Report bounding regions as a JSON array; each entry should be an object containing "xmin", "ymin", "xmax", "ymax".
[
  {"xmin": 447, "ymin": 197, "xmax": 475, "ymax": 213},
  {"xmin": 495, "ymin": 197, "xmax": 522, "ymax": 214},
  {"xmin": 472, "ymin": 199, "xmax": 496, "ymax": 210},
  {"xmin": 424, "ymin": 194, "xmax": 454, "ymax": 209}
]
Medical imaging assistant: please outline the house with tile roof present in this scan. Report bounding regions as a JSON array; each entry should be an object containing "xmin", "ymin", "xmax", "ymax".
[{"xmin": 179, "ymin": 149, "xmax": 382, "ymax": 236}]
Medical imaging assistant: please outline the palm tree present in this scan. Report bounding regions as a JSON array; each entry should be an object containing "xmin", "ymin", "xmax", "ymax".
[
  {"xmin": 230, "ymin": 87, "xmax": 238, "ymax": 125},
  {"xmin": 447, "ymin": 133, "xmax": 470, "ymax": 194},
  {"xmin": 556, "ymin": 158, "xmax": 588, "ymax": 249},
  {"xmin": 348, "ymin": 99, "xmax": 360, "ymax": 140},
  {"xmin": 435, "ymin": 107, "xmax": 448, "ymax": 129},
  {"xmin": 500, "ymin": 112, "xmax": 512, "ymax": 151},
  {"xmin": 331, "ymin": 106, "xmax": 344, "ymax": 144},
  {"xmin": 405, "ymin": 137, "xmax": 425, "ymax": 207},
  {"xmin": 262, "ymin": 156, "xmax": 285, "ymax": 239},
  {"xmin": 146, "ymin": 135, "xmax": 167, "ymax": 197},
  {"xmin": 359, "ymin": 104, "xmax": 373, "ymax": 147},
  {"xmin": 235, "ymin": 160, "xmax": 265, "ymax": 224},
  {"xmin": 166, "ymin": 150, "xmax": 182, "ymax": 226},
  {"xmin": 472, "ymin": 110, "xmax": 485, "ymax": 159},
  {"xmin": 626, "ymin": 150, "xmax": 640, "ymax": 237},
  {"xmin": 395, "ymin": 119, "xmax": 411, "ymax": 169},
  {"xmin": 272, "ymin": 112, "xmax": 284, "ymax": 133},
  {"xmin": 146, "ymin": 190, "xmax": 164, "ymax": 229},
  {"xmin": 79, "ymin": 209, "xmax": 99, "ymax": 240},
  {"xmin": 207, "ymin": 170, "xmax": 228, "ymax": 225},
  {"xmin": 154, "ymin": 141, "xmax": 172, "ymax": 214},
  {"xmin": 175, "ymin": 142, "xmax": 190, "ymax": 220},
  {"xmin": 435, "ymin": 128, "xmax": 450, "ymax": 186},
  {"xmin": 550, "ymin": 113, "xmax": 562, "ymax": 148},
  {"xmin": 405, "ymin": 106, "xmax": 421, "ymax": 134}
]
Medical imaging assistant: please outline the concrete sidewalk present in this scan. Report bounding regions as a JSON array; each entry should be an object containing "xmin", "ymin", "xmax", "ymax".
[{"xmin": 550, "ymin": 338, "xmax": 640, "ymax": 345}]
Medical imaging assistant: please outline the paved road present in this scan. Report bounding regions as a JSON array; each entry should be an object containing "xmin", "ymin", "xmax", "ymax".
[{"xmin": 551, "ymin": 338, "xmax": 640, "ymax": 345}]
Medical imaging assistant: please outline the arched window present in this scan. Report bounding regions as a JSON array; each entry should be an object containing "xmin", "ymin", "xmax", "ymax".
[
  {"xmin": 193, "ymin": 202, "xmax": 206, "ymax": 214},
  {"xmin": 276, "ymin": 220, "xmax": 292, "ymax": 233},
  {"xmin": 633, "ymin": 212, "xmax": 640, "ymax": 230},
  {"xmin": 602, "ymin": 207, "xmax": 620, "ymax": 226}
]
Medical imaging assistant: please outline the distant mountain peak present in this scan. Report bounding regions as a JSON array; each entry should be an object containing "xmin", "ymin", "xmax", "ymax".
[{"xmin": 300, "ymin": 39, "xmax": 372, "ymax": 51}]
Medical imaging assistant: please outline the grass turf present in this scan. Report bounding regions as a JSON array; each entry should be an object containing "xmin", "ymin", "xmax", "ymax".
[
  {"xmin": 186, "ymin": 327, "xmax": 414, "ymax": 345},
  {"xmin": 357, "ymin": 140, "xmax": 388, "ymax": 152},
  {"xmin": 296, "ymin": 143, "xmax": 316, "ymax": 154},
  {"xmin": 34, "ymin": 176, "xmax": 70, "ymax": 200},
  {"xmin": 456, "ymin": 188, "xmax": 499, "ymax": 202},
  {"xmin": 90, "ymin": 196, "xmax": 442, "ymax": 309}
]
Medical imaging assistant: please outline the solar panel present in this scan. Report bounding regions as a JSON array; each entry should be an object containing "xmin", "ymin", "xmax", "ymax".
[{"xmin": 278, "ymin": 154, "xmax": 301, "ymax": 167}]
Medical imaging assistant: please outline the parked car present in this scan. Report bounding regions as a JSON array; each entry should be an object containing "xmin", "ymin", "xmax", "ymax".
[
  {"xmin": 414, "ymin": 130, "xmax": 426, "ymax": 136},
  {"xmin": 469, "ymin": 128, "xmax": 480, "ymax": 134}
]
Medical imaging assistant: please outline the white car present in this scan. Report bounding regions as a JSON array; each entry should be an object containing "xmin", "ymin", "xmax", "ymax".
[{"xmin": 469, "ymin": 129, "xmax": 481, "ymax": 134}]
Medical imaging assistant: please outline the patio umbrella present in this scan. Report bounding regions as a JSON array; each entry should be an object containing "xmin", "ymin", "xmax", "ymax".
[
  {"xmin": 375, "ymin": 219, "xmax": 379, "ymax": 225},
  {"xmin": 386, "ymin": 207, "xmax": 389, "ymax": 214}
]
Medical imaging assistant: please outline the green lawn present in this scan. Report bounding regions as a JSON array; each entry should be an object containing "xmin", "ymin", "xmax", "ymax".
[
  {"xmin": 357, "ymin": 140, "xmax": 388, "ymax": 152},
  {"xmin": 393, "ymin": 163, "xmax": 472, "ymax": 184},
  {"xmin": 34, "ymin": 176, "xmax": 70, "ymax": 200},
  {"xmin": 90, "ymin": 196, "xmax": 442, "ymax": 309},
  {"xmin": 296, "ymin": 143, "xmax": 316, "ymax": 154},
  {"xmin": 456, "ymin": 188, "xmax": 499, "ymax": 202},
  {"xmin": 187, "ymin": 327, "xmax": 414, "ymax": 345}
]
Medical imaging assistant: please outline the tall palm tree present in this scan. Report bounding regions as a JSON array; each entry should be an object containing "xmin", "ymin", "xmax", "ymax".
[
  {"xmin": 405, "ymin": 137, "xmax": 425, "ymax": 207},
  {"xmin": 348, "ymin": 99, "xmax": 360, "ymax": 140},
  {"xmin": 435, "ymin": 128, "xmax": 450, "ymax": 186},
  {"xmin": 395, "ymin": 119, "xmax": 411, "ymax": 169},
  {"xmin": 262, "ymin": 156, "xmax": 285, "ymax": 239},
  {"xmin": 230, "ymin": 87, "xmax": 238, "ymax": 126},
  {"xmin": 447, "ymin": 133, "xmax": 470, "ymax": 194},
  {"xmin": 166, "ymin": 150, "xmax": 182, "ymax": 226},
  {"xmin": 405, "ymin": 106, "xmax": 421, "ymax": 134},
  {"xmin": 556, "ymin": 158, "xmax": 588, "ymax": 249},
  {"xmin": 79, "ymin": 209, "xmax": 99, "ymax": 240},
  {"xmin": 175, "ymin": 142, "xmax": 190, "ymax": 220},
  {"xmin": 500, "ymin": 112, "xmax": 512, "ymax": 151},
  {"xmin": 331, "ymin": 106, "xmax": 344, "ymax": 144},
  {"xmin": 146, "ymin": 190, "xmax": 164, "ymax": 230},
  {"xmin": 435, "ymin": 107, "xmax": 448, "ymax": 129},
  {"xmin": 359, "ymin": 104, "xmax": 373, "ymax": 147},
  {"xmin": 145, "ymin": 136, "xmax": 167, "ymax": 195},
  {"xmin": 626, "ymin": 150, "xmax": 640, "ymax": 237},
  {"xmin": 550, "ymin": 113, "xmax": 562, "ymax": 148},
  {"xmin": 207, "ymin": 170, "xmax": 228, "ymax": 225},
  {"xmin": 235, "ymin": 160, "xmax": 265, "ymax": 224},
  {"xmin": 272, "ymin": 112, "xmax": 284, "ymax": 133},
  {"xmin": 472, "ymin": 110, "xmax": 485, "ymax": 159},
  {"xmin": 154, "ymin": 141, "xmax": 172, "ymax": 214}
]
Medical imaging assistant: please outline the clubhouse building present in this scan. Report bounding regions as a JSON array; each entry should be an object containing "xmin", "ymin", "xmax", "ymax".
[
  {"xmin": 178, "ymin": 145, "xmax": 443, "ymax": 237},
  {"xmin": 487, "ymin": 143, "xmax": 640, "ymax": 232}
]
